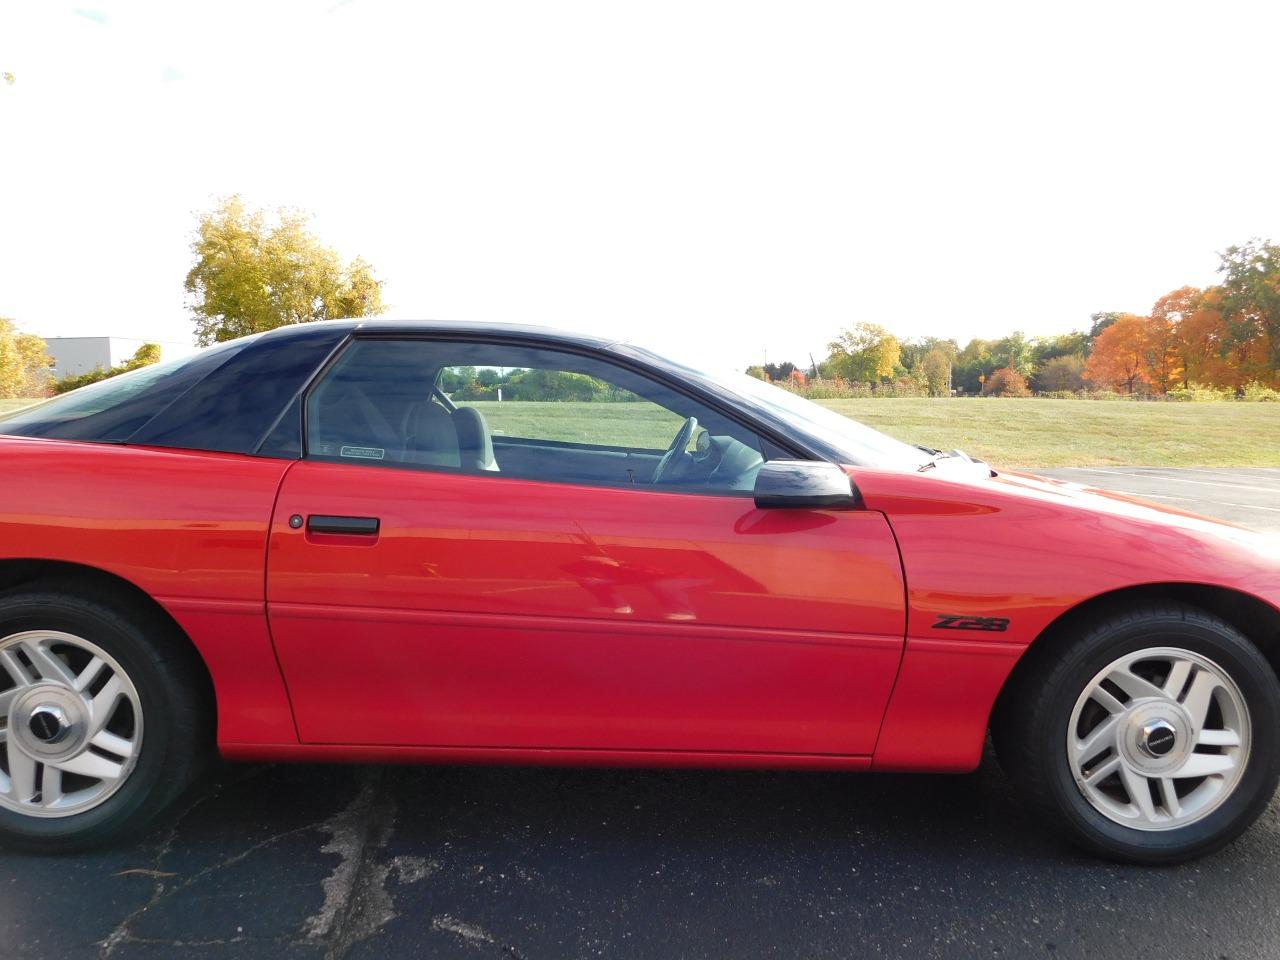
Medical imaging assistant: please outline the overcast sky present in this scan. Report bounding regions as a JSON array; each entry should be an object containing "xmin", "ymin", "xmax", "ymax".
[{"xmin": 1, "ymin": 1, "xmax": 1277, "ymax": 369}]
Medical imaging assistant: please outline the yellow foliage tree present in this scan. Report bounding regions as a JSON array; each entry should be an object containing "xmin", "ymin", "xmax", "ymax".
[{"xmin": 0, "ymin": 318, "xmax": 52, "ymax": 399}]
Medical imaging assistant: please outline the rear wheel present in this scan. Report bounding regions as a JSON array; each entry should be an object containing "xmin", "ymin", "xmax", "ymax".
[
  {"xmin": 995, "ymin": 604, "xmax": 1280, "ymax": 863},
  {"xmin": 0, "ymin": 586, "xmax": 210, "ymax": 852}
]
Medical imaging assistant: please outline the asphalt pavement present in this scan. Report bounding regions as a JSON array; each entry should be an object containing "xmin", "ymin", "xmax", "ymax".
[
  {"xmin": 4, "ymin": 467, "xmax": 1280, "ymax": 960},
  {"xmin": 1037, "ymin": 466, "xmax": 1280, "ymax": 533}
]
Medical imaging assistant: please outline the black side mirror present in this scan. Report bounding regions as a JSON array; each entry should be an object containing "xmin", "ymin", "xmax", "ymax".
[{"xmin": 753, "ymin": 460, "xmax": 859, "ymax": 510}]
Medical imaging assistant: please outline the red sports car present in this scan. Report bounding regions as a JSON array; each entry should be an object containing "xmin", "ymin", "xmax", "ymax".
[{"xmin": 1, "ymin": 320, "xmax": 1277, "ymax": 862}]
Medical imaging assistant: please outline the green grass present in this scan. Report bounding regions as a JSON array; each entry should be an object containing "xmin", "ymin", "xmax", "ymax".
[
  {"xmin": 0, "ymin": 398, "xmax": 39, "ymax": 415},
  {"xmin": 471, "ymin": 397, "xmax": 1280, "ymax": 468},
  {"xmin": 816, "ymin": 398, "xmax": 1280, "ymax": 468},
  {"xmin": 460, "ymin": 400, "xmax": 686, "ymax": 449}
]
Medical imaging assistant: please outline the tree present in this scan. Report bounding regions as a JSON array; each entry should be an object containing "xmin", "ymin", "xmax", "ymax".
[
  {"xmin": 1217, "ymin": 238, "xmax": 1280, "ymax": 371},
  {"xmin": 1031, "ymin": 332, "xmax": 1090, "ymax": 366},
  {"xmin": 53, "ymin": 343, "xmax": 162, "ymax": 394},
  {"xmin": 981, "ymin": 367, "xmax": 1030, "ymax": 397},
  {"xmin": 1034, "ymin": 354, "xmax": 1085, "ymax": 392},
  {"xmin": 920, "ymin": 348, "xmax": 951, "ymax": 397},
  {"xmin": 1084, "ymin": 313, "xmax": 1151, "ymax": 393},
  {"xmin": 0, "ymin": 319, "xmax": 52, "ymax": 398},
  {"xmin": 762, "ymin": 361, "xmax": 796, "ymax": 381},
  {"xmin": 951, "ymin": 338, "xmax": 998, "ymax": 394},
  {"xmin": 185, "ymin": 196, "xmax": 384, "ymax": 345},
  {"xmin": 827, "ymin": 323, "xmax": 901, "ymax": 384},
  {"xmin": 992, "ymin": 331, "xmax": 1035, "ymax": 377},
  {"xmin": 745, "ymin": 365, "xmax": 767, "ymax": 380},
  {"xmin": 1089, "ymin": 311, "xmax": 1123, "ymax": 339}
]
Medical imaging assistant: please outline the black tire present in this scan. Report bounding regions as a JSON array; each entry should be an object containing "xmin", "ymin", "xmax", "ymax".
[
  {"xmin": 993, "ymin": 602, "xmax": 1280, "ymax": 864},
  {"xmin": 0, "ymin": 583, "xmax": 212, "ymax": 853}
]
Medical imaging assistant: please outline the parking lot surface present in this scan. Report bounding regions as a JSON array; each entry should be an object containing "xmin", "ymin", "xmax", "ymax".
[
  {"xmin": 1038, "ymin": 466, "xmax": 1280, "ymax": 533},
  {"xmin": 4, "ymin": 467, "xmax": 1280, "ymax": 960}
]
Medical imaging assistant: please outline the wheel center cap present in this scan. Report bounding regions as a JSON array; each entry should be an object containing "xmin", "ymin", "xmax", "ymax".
[
  {"xmin": 28, "ymin": 704, "xmax": 72, "ymax": 744},
  {"xmin": 1139, "ymin": 718, "xmax": 1178, "ymax": 758}
]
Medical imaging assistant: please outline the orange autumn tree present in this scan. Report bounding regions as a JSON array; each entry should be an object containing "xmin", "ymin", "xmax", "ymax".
[
  {"xmin": 1085, "ymin": 313, "xmax": 1152, "ymax": 394},
  {"xmin": 1145, "ymin": 290, "xmax": 1187, "ymax": 392}
]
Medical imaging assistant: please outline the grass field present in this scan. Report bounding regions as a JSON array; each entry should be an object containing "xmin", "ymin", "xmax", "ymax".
[
  {"xmin": 1, "ymin": 395, "xmax": 1275, "ymax": 468},
  {"xmin": 468, "ymin": 397, "xmax": 1280, "ymax": 468},
  {"xmin": 816, "ymin": 398, "xmax": 1280, "ymax": 468}
]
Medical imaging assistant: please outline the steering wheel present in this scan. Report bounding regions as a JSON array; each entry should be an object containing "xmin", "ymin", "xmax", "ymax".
[{"xmin": 651, "ymin": 417, "xmax": 697, "ymax": 485}]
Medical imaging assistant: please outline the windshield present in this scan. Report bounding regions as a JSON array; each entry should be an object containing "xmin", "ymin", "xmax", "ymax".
[
  {"xmin": 615, "ymin": 344, "xmax": 930, "ymax": 468},
  {"xmin": 0, "ymin": 338, "xmax": 248, "ymax": 443}
]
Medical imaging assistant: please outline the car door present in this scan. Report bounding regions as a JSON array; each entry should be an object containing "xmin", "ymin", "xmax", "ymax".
[{"xmin": 266, "ymin": 335, "xmax": 907, "ymax": 757}]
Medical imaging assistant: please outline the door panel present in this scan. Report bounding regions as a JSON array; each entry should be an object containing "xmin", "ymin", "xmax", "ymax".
[{"xmin": 267, "ymin": 461, "xmax": 907, "ymax": 755}]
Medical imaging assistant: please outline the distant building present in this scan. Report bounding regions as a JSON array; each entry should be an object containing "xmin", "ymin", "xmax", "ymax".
[{"xmin": 42, "ymin": 337, "xmax": 195, "ymax": 378}]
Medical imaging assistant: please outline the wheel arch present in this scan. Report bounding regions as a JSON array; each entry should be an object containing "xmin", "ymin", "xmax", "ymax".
[
  {"xmin": 0, "ymin": 558, "xmax": 217, "ymax": 721},
  {"xmin": 993, "ymin": 582, "xmax": 1280, "ymax": 729}
]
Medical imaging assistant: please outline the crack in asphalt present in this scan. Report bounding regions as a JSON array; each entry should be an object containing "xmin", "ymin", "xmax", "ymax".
[
  {"xmin": 96, "ymin": 767, "xmax": 454, "ymax": 960},
  {"xmin": 304, "ymin": 768, "xmax": 401, "ymax": 960},
  {"xmin": 432, "ymin": 915, "xmax": 530, "ymax": 959}
]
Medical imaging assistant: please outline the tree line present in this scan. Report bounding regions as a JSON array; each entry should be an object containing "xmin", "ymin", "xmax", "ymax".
[
  {"xmin": 749, "ymin": 239, "xmax": 1280, "ymax": 399},
  {"xmin": 2, "ymin": 203, "xmax": 1276, "ymax": 403}
]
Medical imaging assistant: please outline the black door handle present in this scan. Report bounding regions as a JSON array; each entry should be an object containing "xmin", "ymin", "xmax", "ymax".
[{"xmin": 307, "ymin": 515, "xmax": 380, "ymax": 536}]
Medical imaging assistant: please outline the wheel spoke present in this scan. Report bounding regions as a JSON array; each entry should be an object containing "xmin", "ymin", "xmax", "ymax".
[
  {"xmin": 1082, "ymin": 754, "xmax": 1121, "ymax": 785},
  {"xmin": 1196, "ymin": 728, "xmax": 1241, "ymax": 748},
  {"xmin": 1162, "ymin": 659, "xmax": 1193, "ymax": 698},
  {"xmin": 1073, "ymin": 715, "xmax": 1120, "ymax": 763},
  {"xmin": 0, "ymin": 685, "xmax": 18, "ymax": 718},
  {"xmin": 1178, "ymin": 753, "xmax": 1235, "ymax": 778},
  {"xmin": 0, "ymin": 649, "xmax": 33, "ymax": 687},
  {"xmin": 1088, "ymin": 685, "xmax": 1126, "ymax": 715},
  {"xmin": 5, "ymin": 738, "xmax": 37, "ymax": 803},
  {"xmin": 1120, "ymin": 766, "xmax": 1158, "ymax": 822},
  {"xmin": 53, "ymin": 750, "xmax": 125, "ymax": 782},
  {"xmin": 90, "ymin": 730, "xmax": 135, "ymax": 760},
  {"xmin": 1157, "ymin": 777, "xmax": 1182, "ymax": 819},
  {"xmin": 87, "ymin": 674, "xmax": 124, "ymax": 738},
  {"xmin": 1106, "ymin": 666, "xmax": 1166, "ymax": 703},
  {"xmin": 1181, "ymin": 669, "xmax": 1220, "ymax": 730},
  {"xmin": 16, "ymin": 639, "xmax": 76, "ymax": 686},
  {"xmin": 41, "ymin": 764, "xmax": 63, "ymax": 808},
  {"xmin": 73, "ymin": 656, "xmax": 107, "ymax": 693}
]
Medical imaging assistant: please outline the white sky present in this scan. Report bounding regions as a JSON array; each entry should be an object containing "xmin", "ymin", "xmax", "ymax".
[{"xmin": 1, "ymin": 1, "xmax": 1277, "ymax": 370}]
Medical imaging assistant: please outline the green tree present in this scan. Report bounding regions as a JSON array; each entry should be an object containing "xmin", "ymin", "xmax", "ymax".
[
  {"xmin": 827, "ymin": 323, "xmax": 901, "ymax": 384},
  {"xmin": 0, "ymin": 318, "xmax": 52, "ymax": 398},
  {"xmin": 920, "ymin": 347, "xmax": 951, "ymax": 397},
  {"xmin": 1031, "ymin": 332, "xmax": 1090, "ymax": 365},
  {"xmin": 952, "ymin": 338, "xmax": 998, "ymax": 394},
  {"xmin": 745, "ymin": 365, "xmax": 768, "ymax": 380},
  {"xmin": 52, "ymin": 343, "xmax": 162, "ymax": 394},
  {"xmin": 1218, "ymin": 238, "xmax": 1280, "ymax": 369},
  {"xmin": 185, "ymin": 196, "xmax": 384, "ymax": 345},
  {"xmin": 1034, "ymin": 354, "xmax": 1085, "ymax": 392},
  {"xmin": 1089, "ymin": 311, "xmax": 1123, "ymax": 339},
  {"xmin": 991, "ymin": 331, "xmax": 1034, "ymax": 377}
]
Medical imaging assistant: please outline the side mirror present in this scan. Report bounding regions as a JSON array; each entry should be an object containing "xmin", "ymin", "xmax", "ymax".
[{"xmin": 753, "ymin": 460, "xmax": 859, "ymax": 510}]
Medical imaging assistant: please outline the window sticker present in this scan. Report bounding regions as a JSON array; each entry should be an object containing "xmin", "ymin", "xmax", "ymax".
[{"xmin": 340, "ymin": 445, "xmax": 386, "ymax": 460}]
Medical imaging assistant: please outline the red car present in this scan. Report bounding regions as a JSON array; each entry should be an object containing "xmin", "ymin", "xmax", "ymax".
[{"xmin": 1, "ymin": 320, "xmax": 1277, "ymax": 862}]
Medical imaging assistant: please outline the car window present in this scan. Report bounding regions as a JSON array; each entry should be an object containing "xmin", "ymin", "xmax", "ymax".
[
  {"xmin": 306, "ymin": 338, "xmax": 769, "ymax": 494},
  {"xmin": 0, "ymin": 338, "xmax": 249, "ymax": 443}
]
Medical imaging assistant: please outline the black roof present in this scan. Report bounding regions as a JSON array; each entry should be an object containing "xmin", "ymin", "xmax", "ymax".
[{"xmin": 264, "ymin": 318, "xmax": 622, "ymax": 352}]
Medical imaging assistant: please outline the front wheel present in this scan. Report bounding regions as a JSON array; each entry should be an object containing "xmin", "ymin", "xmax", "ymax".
[
  {"xmin": 0, "ymin": 586, "xmax": 211, "ymax": 852},
  {"xmin": 995, "ymin": 604, "xmax": 1280, "ymax": 863}
]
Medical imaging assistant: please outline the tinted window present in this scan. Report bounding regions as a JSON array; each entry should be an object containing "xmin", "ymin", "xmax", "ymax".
[
  {"xmin": 0, "ymin": 339, "xmax": 248, "ymax": 443},
  {"xmin": 131, "ymin": 324, "xmax": 346, "ymax": 456},
  {"xmin": 307, "ymin": 338, "xmax": 768, "ymax": 494}
]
